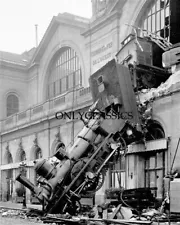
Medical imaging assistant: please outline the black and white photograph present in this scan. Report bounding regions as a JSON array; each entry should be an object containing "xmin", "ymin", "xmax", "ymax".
[{"xmin": 0, "ymin": 0, "xmax": 180, "ymax": 224}]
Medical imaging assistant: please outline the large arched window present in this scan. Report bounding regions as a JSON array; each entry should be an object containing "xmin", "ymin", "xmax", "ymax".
[
  {"xmin": 142, "ymin": 0, "xmax": 170, "ymax": 39},
  {"xmin": 140, "ymin": 0, "xmax": 170, "ymax": 68},
  {"xmin": 47, "ymin": 47, "xmax": 82, "ymax": 99},
  {"xmin": 6, "ymin": 94, "xmax": 19, "ymax": 117},
  {"xmin": 142, "ymin": 0, "xmax": 180, "ymax": 45}
]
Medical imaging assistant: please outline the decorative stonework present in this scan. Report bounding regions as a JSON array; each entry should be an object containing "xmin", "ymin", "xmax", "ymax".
[
  {"xmin": 6, "ymin": 142, "xmax": 9, "ymax": 151},
  {"xmin": 33, "ymin": 136, "xmax": 38, "ymax": 146},
  {"xmin": 19, "ymin": 138, "xmax": 23, "ymax": 150},
  {"xmin": 55, "ymin": 130, "xmax": 60, "ymax": 142}
]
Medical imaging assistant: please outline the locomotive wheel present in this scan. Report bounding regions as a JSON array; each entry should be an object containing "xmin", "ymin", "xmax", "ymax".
[
  {"xmin": 83, "ymin": 171, "xmax": 105, "ymax": 193},
  {"xmin": 71, "ymin": 158, "xmax": 105, "ymax": 194}
]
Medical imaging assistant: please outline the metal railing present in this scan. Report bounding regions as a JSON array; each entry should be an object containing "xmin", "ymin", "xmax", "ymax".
[{"xmin": 0, "ymin": 87, "xmax": 92, "ymax": 133}]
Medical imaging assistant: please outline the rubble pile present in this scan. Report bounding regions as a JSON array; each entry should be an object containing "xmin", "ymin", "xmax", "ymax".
[
  {"xmin": 137, "ymin": 69, "xmax": 180, "ymax": 105},
  {"xmin": 0, "ymin": 208, "xmax": 25, "ymax": 218}
]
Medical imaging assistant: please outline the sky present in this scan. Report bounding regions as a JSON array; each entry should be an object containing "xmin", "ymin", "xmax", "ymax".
[{"xmin": 0, "ymin": 0, "xmax": 92, "ymax": 54}]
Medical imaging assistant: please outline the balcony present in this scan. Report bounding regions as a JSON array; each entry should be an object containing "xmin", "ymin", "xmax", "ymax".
[{"xmin": 0, "ymin": 87, "xmax": 92, "ymax": 134}]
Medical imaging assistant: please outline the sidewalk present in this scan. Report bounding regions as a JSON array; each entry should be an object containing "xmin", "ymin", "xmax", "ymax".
[{"xmin": 0, "ymin": 201, "xmax": 42, "ymax": 210}]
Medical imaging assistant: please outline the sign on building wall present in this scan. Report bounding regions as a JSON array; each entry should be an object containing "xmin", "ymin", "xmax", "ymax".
[{"xmin": 91, "ymin": 39, "xmax": 113, "ymax": 73}]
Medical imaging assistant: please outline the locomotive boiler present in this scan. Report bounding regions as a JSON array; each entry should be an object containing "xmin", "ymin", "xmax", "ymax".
[{"xmin": 16, "ymin": 59, "xmax": 145, "ymax": 215}]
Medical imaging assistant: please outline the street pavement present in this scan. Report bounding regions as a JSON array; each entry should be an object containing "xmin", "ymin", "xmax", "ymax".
[
  {"xmin": 0, "ymin": 201, "xmax": 42, "ymax": 210},
  {"xmin": 0, "ymin": 216, "xmax": 43, "ymax": 225},
  {"xmin": 0, "ymin": 201, "xmax": 43, "ymax": 225}
]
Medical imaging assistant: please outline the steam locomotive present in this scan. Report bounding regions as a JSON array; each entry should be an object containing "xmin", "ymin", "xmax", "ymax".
[{"xmin": 16, "ymin": 59, "xmax": 144, "ymax": 215}]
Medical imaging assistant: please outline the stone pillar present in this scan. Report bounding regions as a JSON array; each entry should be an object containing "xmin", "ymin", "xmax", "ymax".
[
  {"xmin": 1, "ymin": 170, "xmax": 8, "ymax": 201},
  {"xmin": 26, "ymin": 167, "xmax": 31, "ymax": 203},
  {"xmin": 12, "ymin": 169, "xmax": 17, "ymax": 202},
  {"xmin": 28, "ymin": 166, "xmax": 36, "ymax": 203}
]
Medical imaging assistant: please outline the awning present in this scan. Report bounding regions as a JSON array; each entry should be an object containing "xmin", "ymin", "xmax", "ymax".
[{"xmin": 127, "ymin": 138, "xmax": 168, "ymax": 154}]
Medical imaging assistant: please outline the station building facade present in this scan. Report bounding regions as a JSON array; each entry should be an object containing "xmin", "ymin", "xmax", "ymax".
[{"xmin": 0, "ymin": 0, "xmax": 180, "ymax": 204}]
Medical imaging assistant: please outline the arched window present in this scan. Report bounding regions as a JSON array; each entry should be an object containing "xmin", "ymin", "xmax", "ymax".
[
  {"xmin": 7, "ymin": 152, "xmax": 13, "ymax": 164},
  {"xmin": 145, "ymin": 120, "xmax": 165, "ymax": 141},
  {"xmin": 47, "ymin": 47, "xmax": 82, "ymax": 99},
  {"xmin": 6, "ymin": 94, "xmax": 19, "ymax": 117},
  {"xmin": 142, "ymin": 0, "xmax": 170, "ymax": 40},
  {"xmin": 35, "ymin": 147, "xmax": 42, "ymax": 159},
  {"xmin": 20, "ymin": 150, "xmax": 26, "ymax": 162}
]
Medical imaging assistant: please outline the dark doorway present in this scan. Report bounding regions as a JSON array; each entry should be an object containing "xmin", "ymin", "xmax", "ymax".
[{"xmin": 6, "ymin": 169, "xmax": 13, "ymax": 201}]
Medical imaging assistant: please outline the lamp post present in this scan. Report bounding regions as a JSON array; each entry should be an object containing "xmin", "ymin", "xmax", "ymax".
[{"xmin": 19, "ymin": 161, "xmax": 27, "ymax": 209}]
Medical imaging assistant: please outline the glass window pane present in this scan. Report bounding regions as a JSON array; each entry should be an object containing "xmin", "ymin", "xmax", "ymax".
[
  {"xmin": 68, "ymin": 74, "xmax": 73, "ymax": 89},
  {"xmin": 75, "ymin": 72, "xmax": 79, "ymax": 86},
  {"xmin": 145, "ymin": 171, "xmax": 149, "ymax": 187},
  {"xmin": 61, "ymin": 77, "xmax": 66, "ymax": 92},
  {"xmin": 55, "ymin": 80, "xmax": 60, "ymax": 95},
  {"xmin": 160, "ymin": 0, "xmax": 165, "ymax": 9},
  {"xmin": 121, "ymin": 172, "xmax": 126, "ymax": 188},
  {"xmin": 150, "ymin": 171, "xmax": 156, "ymax": 187},
  {"xmin": 165, "ymin": 5, "xmax": 169, "ymax": 17},
  {"xmin": 148, "ymin": 17, "xmax": 151, "ymax": 31},
  {"xmin": 156, "ymin": 11, "xmax": 161, "ymax": 31},
  {"xmin": 152, "ymin": 14, "xmax": 156, "ymax": 32},
  {"xmin": 156, "ymin": 0, "xmax": 160, "ymax": 11},
  {"xmin": 143, "ymin": 20, "xmax": 147, "ymax": 30},
  {"xmin": 59, "ymin": 80, "xmax": 62, "ymax": 94},
  {"xmin": 49, "ymin": 84, "xmax": 54, "ymax": 98},
  {"xmin": 157, "ymin": 170, "xmax": 163, "ymax": 198},
  {"xmin": 157, "ymin": 152, "xmax": 163, "ymax": 167},
  {"xmin": 161, "ymin": 10, "xmax": 165, "ymax": 29},
  {"xmin": 152, "ymin": 4, "xmax": 155, "ymax": 14},
  {"xmin": 149, "ymin": 156, "xmax": 156, "ymax": 168}
]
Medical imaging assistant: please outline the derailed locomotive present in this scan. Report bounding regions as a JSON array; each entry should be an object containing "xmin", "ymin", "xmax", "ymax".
[{"xmin": 16, "ymin": 59, "xmax": 146, "ymax": 215}]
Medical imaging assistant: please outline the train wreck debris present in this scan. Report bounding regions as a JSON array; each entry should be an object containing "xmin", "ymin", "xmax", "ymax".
[
  {"xmin": 15, "ymin": 60, "xmax": 148, "ymax": 216},
  {"xmin": 15, "ymin": 40, "xmax": 180, "ymax": 223}
]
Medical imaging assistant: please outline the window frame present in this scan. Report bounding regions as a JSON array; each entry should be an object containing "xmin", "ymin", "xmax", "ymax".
[
  {"xmin": 142, "ymin": 0, "xmax": 170, "ymax": 40},
  {"xmin": 109, "ymin": 155, "xmax": 126, "ymax": 189},
  {"xmin": 47, "ymin": 47, "xmax": 82, "ymax": 99},
  {"xmin": 6, "ymin": 93, "xmax": 19, "ymax": 117}
]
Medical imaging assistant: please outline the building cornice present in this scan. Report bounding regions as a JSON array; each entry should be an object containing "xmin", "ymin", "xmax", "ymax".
[{"xmin": 0, "ymin": 60, "xmax": 27, "ymax": 72}]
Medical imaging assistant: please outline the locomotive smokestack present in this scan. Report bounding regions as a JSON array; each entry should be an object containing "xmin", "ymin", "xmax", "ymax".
[{"xmin": 16, "ymin": 174, "xmax": 37, "ymax": 194}]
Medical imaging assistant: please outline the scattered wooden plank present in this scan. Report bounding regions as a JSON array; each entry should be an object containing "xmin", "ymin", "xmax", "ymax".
[{"xmin": 109, "ymin": 204, "xmax": 122, "ymax": 219}]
